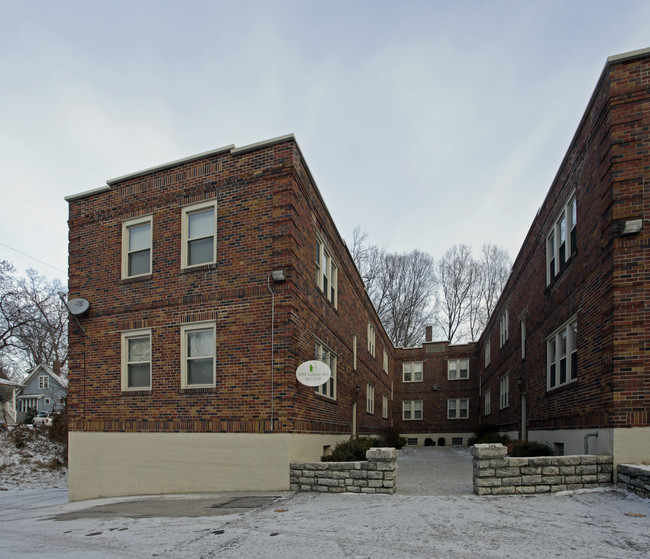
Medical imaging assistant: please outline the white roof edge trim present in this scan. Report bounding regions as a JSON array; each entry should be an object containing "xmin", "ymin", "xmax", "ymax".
[
  {"xmin": 64, "ymin": 185, "xmax": 111, "ymax": 202},
  {"xmin": 106, "ymin": 144, "xmax": 236, "ymax": 185},
  {"xmin": 606, "ymin": 46, "xmax": 650, "ymax": 65},
  {"xmin": 230, "ymin": 133, "xmax": 295, "ymax": 155}
]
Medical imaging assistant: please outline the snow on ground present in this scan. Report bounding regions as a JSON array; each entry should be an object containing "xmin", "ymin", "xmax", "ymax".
[
  {"xmin": 0, "ymin": 446, "xmax": 648, "ymax": 559},
  {"xmin": 0, "ymin": 428, "xmax": 67, "ymax": 491}
]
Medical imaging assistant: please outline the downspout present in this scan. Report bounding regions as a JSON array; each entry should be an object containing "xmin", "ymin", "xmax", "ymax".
[
  {"xmin": 267, "ymin": 274, "xmax": 276, "ymax": 432},
  {"xmin": 584, "ymin": 432, "xmax": 598, "ymax": 454}
]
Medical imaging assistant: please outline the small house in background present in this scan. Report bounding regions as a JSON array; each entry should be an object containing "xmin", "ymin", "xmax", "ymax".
[
  {"xmin": 0, "ymin": 377, "xmax": 23, "ymax": 427},
  {"xmin": 15, "ymin": 364, "xmax": 68, "ymax": 423}
]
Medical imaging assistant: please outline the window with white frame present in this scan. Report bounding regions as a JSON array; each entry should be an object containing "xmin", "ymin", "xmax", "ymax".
[
  {"xmin": 182, "ymin": 201, "xmax": 217, "ymax": 268},
  {"xmin": 382, "ymin": 394, "xmax": 388, "ymax": 419},
  {"xmin": 383, "ymin": 349, "xmax": 388, "ymax": 374},
  {"xmin": 521, "ymin": 318, "xmax": 527, "ymax": 360},
  {"xmin": 121, "ymin": 329, "xmax": 152, "ymax": 390},
  {"xmin": 38, "ymin": 375, "xmax": 49, "ymax": 389},
  {"xmin": 499, "ymin": 309, "xmax": 509, "ymax": 347},
  {"xmin": 484, "ymin": 339, "xmax": 491, "ymax": 367},
  {"xmin": 181, "ymin": 322, "xmax": 216, "ymax": 388},
  {"xmin": 366, "ymin": 383, "xmax": 374, "ymax": 414},
  {"xmin": 500, "ymin": 373, "xmax": 509, "ymax": 409},
  {"xmin": 546, "ymin": 194, "xmax": 577, "ymax": 284},
  {"xmin": 315, "ymin": 235, "xmax": 338, "ymax": 306},
  {"xmin": 547, "ymin": 317, "xmax": 577, "ymax": 390},
  {"xmin": 448, "ymin": 398, "xmax": 469, "ymax": 419},
  {"xmin": 448, "ymin": 358, "xmax": 469, "ymax": 380},
  {"xmin": 402, "ymin": 400, "xmax": 423, "ymax": 420},
  {"xmin": 352, "ymin": 334, "xmax": 357, "ymax": 371},
  {"xmin": 484, "ymin": 388, "xmax": 491, "ymax": 416},
  {"xmin": 19, "ymin": 398, "xmax": 39, "ymax": 412},
  {"xmin": 315, "ymin": 340, "xmax": 337, "ymax": 399},
  {"xmin": 367, "ymin": 323, "xmax": 376, "ymax": 357},
  {"xmin": 122, "ymin": 216, "xmax": 152, "ymax": 278},
  {"xmin": 402, "ymin": 362, "xmax": 423, "ymax": 383}
]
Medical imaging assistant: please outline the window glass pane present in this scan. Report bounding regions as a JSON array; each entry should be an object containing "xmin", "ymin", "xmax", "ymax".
[
  {"xmin": 128, "ymin": 363, "xmax": 150, "ymax": 387},
  {"xmin": 560, "ymin": 331, "xmax": 567, "ymax": 357},
  {"xmin": 460, "ymin": 359, "xmax": 468, "ymax": 378},
  {"xmin": 187, "ymin": 358, "xmax": 213, "ymax": 385},
  {"xmin": 129, "ymin": 223, "xmax": 150, "ymax": 251},
  {"xmin": 188, "ymin": 209, "xmax": 214, "ymax": 239},
  {"xmin": 188, "ymin": 237, "xmax": 214, "ymax": 266},
  {"xmin": 129, "ymin": 250, "xmax": 150, "ymax": 276},
  {"xmin": 188, "ymin": 329, "xmax": 213, "ymax": 357},
  {"xmin": 128, "ymin": 337, "xmax": 150, "ymax": 362}
]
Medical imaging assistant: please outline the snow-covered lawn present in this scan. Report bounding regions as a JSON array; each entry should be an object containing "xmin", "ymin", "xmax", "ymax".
[{"xmin": 0, "ymin": 428, "xmax": 67, "ymax": 491}]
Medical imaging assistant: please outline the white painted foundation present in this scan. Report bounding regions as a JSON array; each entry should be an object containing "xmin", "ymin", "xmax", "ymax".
[{"xmin": 68, "ymin": 431, "xmax": 348, "ymax": 502}]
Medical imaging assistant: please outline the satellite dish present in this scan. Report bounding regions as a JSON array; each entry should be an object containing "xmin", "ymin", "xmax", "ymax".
[
  {"xmin": 67, "ymin": 298, "xmax": 90, "ymax": 315},
  {"xmin": 296, "ymin": 360, "xmax": 331, "ymax": 387}
]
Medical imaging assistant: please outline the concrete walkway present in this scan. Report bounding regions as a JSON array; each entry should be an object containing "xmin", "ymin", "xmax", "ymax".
[{"xmin": 396, "ymin": 445, "xmax": 473, "ymax": 495}]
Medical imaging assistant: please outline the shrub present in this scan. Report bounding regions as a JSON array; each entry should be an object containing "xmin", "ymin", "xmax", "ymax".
[
  {"xmin": 321, "ymin": 436, "xmax": 376, "ymax": 462},
  {"xmin": 374, "ymin": 426, "xmax": 407, "ymax": 449},
  {"xmin": 467, "ymin": 424, "xmax": 510, "ymax": 447},
  {"xmin": 9, "ymin": 424, "xmax": 34, "ymax": 449},
  {"xmin": 509, "ymin": 441, "xmax": 554, "ymax": 457}
]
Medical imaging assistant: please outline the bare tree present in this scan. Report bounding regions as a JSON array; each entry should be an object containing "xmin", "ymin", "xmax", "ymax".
[
  {"xmin": 351, "ymin": 229, "xmax": 436, "ymax": 347},
  {"xmin": 480, "ymin": 242, "xmax": 511, "ymax": 320},
  {"xmin": 0, "ymin": 263, "xmax": 68, "ymax": 377},
  {"xmin": 434, "ymin": 245, "xmax": 478, "ymax": 344}
]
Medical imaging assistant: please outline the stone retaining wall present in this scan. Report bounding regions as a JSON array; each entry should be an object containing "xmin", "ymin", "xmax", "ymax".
[
  {"xmin": 290, "ymin": 447, "xmax": 397, "ymax": 494},
  {"xmin": 471, "ymin": 444, "xmax": 613, "ymax": 495},
  {"xmin": 617, "ymin": 464, "xmax": 650, "ymax": 498}
]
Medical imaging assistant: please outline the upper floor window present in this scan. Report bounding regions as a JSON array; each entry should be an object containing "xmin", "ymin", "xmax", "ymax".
[
  {"xmin": 448, "ymin": 358, "xmax": 469, "ymax": 380},
  {"xmin": 38, "ymin": 375, "xmax": 49, "ymax": 389},
  {"xmin": 383, "ymin": 349, "xmax": 389, "ymax": 374},
  {"xmin": 484, "ymin": 339, "xmax": 491, "ymax": 368},
  {"xmin": 366, "ymin": 383, "xmax": 375, "ymax": 414},
  {"xmin": 484, "ymin": 388, "xmax": 491, "ymax": 416},
  {"xmin": 403, "ymin": 400, "xmax": 423, "ymax": 420},
  {"xmin": 122, "ymin": 216, "xmax": 152, "ymax": 278},
  {"xmin": 315, "ymin": 236, "xmax": 338, "ymax": 307},
  {"xmin": 382, "ymin": 394, "xmax": 388, "ymax": 419},
  {"xmin": 521, "ymin": 318, "xmax": 527, "ymax": 360},
  {"xmin": 447, "ymin": 398, "xmax": 469, "ymax": 419},
  {"xmin": 121, "ymin": 329, "xmax": 152, "ymax": 391},
  {"xmin": 181, "ymin": 322, "xmax": 216, "ymax": 388},
  {"xmin": 499, "ymin": 309, "xmax": 509, "ymax": 348},
  {"xmin": 367, "ymin": 323, "xmax": 376, "ymax": 357},
  {"xmin": 547, "ymin": 317, "xmax": 577, "ymax": 390},
  {"xmin": 352, "ymin": 334, "xmax": 357, "ymax": 371},
  {"xmin": 403, "ymin": 362, "xmax": 423, "ymax": 383},
  {"xmin": 315, "ymin": 340, "xmax": 337, "ymax": 400},
  {"xmin": 182, "ymin": 201, "xmax": 217, "ymax": 268},
  {"xmin": 546, "ymin": 194, "xmax": 577, "ymax": 284},
  {"xmin": 500, "ymin": 372, "xmax": 509, "ymax": 409}
]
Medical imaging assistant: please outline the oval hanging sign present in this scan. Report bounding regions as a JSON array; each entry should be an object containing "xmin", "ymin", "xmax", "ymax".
[{"xmin": 296, "ymin": 360, "xmax": 331, "ymax": 387}]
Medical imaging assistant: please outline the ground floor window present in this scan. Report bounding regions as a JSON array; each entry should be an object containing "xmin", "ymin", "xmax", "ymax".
[
  {"xmin": 547, "ymin": 316, "xmax": 577, "ymax": 390},
  {"xmin": 500, "ymin": 373, "xmax": 509, "ymax": 409},
  {"xmin": 447, "ymin": 398, "xmax": 469, "ymax": 419},
  {"xmin": 315, "ymin": 340, "xmax": 337, "ymax": 399},
  {"xmin": 403, "ymin": 400, "xmax": 423, "ymax": 420},
  {"xmin": 366, "ymin": 383, "xmax": 374, "ymax": 414}
]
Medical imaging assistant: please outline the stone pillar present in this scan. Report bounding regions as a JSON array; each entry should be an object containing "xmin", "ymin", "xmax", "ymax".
[{"xmin": 471, "ymin": 443, "xmax": 508, "ymax": 495}]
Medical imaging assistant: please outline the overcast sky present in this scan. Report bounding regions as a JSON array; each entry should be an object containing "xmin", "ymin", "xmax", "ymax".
[{"xmin": 1, "ymin": 0, "xmax": 649, "ymax": 284}]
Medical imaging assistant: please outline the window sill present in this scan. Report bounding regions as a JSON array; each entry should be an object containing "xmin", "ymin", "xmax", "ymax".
[
  {"xmin": 178, "ymin": 387, "xmax": 217, "ymax": 394},
  {"xmin": 180, "ymin": 263, "xmax": 217, "ymax": 274},
  {"xmin": 121, "ymin": 389, "xmax": 152, "ymax": 396},
  {"xmin": 315, "ymin": 393, "xmax": 338, "ymax": 405},
  {"xmin": 121, "ymin": 274, "xmax": 152, "ymax": 284},
  {"xmin": 546, "ymin": 378, "xmax": 578, "ymax": 393}
]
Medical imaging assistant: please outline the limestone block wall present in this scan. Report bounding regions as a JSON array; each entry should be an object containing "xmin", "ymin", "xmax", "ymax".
[
  {"xmin": 617, "ymin": 465, "xmax": 650, "ymax": 499},
  {"xmin": 290, "ymin": 447, "xmax": 397, "ymax": 494},
  {"xmin": 472, "ymin": 444, "xmax": 613, "ymax": 495}
]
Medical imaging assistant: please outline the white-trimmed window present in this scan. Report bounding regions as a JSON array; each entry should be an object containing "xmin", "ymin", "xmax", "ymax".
[
  {"xmin": 484, "ymin": 339, "xmax": 491, "ymax": 367},
  {"xmin": 367, "ymin": 323, "xmax": 376, "ymax": 357},
  {"xmin": 383, "ymin": 349, "xmax": 389, "ymax": 374},
  {"xmin": 382, "ymin": 394, "xmax": 388, "ymax": 419},
  {"xmin": 403, "ymin": 362, "xmax": 423, "ymax": 383},
  {"xmin": 402, "ymin": 400, "xmax": 423, "ymax": 420},
  {"xmin": 521, "ymin": 318, "xmax": 527, "ymax": 360},
  {"xmin": 182, "ymin": 201, "xmax": 217, "ymax": 268},
  {"xmin": 315, "ymin": 340, "xmax": 337, "ymax": 399},
  {"xmin": 121, "ymin": 329, "xmax": 152, "ymax": 390},
  {"xmin": 500, "ymin": 373, "xmax": 509, "ymax": 409},
  {"xmin": 352, "ymin": 334, "xmax": 357, "ymax": 371},
  {"xmin": 448, "ymin": 358, "xmax": 469, "ymax": 380},
  {"xmin": 181, "ymin": 322, "xmax": 216, "ymax": 388},
  {"xmin": 547, "ymin": 317, "xmax": 578, "ymax": 390},
  {"xmin": 484, "ymin": 388, "xmax": 491, "ymax": 416},
  {"xmin": 366, "ymin": 383, "xmax": 374, "ymax": 414},
  {"xmin": 122, "ymin": 216, "xmax": 152, "ymax": 278},
  {"xmin": 38, "ymin": 375, "xmax": 49, "ymax": 389},
  {"xmin": 448, "ymin": 398, "xmax": 469, "ymax": 419},
  {"xmin": 546, "ymin": 193, "xmax": 577, "ymax": 284},
  {"xmin": 315, "ymin": 235, "xmax": 338, "ymax": 307},
  {"xmin": 499, "ymin": 309, "xmax": 509, "ymax": 347}
]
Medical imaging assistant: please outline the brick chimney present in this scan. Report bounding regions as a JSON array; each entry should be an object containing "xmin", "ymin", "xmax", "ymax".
[{"xmin": 425, "ymin": 326, "xmax": 433, "ymax": 343}]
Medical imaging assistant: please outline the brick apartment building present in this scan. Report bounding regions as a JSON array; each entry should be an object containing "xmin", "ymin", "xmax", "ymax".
[{"xmin": 65, "ymin": 47, "xmax": 649, "ymax": 500}]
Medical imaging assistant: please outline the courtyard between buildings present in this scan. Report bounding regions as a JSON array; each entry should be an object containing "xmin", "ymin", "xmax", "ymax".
[{"xmin": 1, "ymin": 447, "xmax": 649, "ymax": 558}]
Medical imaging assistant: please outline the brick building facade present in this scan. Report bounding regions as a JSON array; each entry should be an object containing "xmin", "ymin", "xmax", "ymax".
[{"xmin": 66, "ymin": 48, "xmax": 649, "ymax": 500}]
